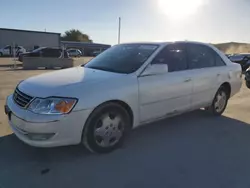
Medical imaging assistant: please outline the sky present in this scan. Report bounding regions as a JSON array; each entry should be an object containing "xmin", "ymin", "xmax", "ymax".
[{"xmin": 1, "ymin": 0, "xmax": 250, "ymax": 45}]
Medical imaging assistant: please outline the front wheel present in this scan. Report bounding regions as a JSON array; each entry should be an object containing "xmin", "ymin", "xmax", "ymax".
[
  {"xmin": 246, "ymin": 81, "xmax": 250, "ymax": 89},
  {"xmin": 207, "ymin": 86, "xmax": 229, "ymax": 116},
  {"xmin": 82, "ymin": 103, "xmax": 131, "ymax": 153}
]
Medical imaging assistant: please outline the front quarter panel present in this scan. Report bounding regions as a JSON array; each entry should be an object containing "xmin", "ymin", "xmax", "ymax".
[{"xmin": 62, "ymin": 74, "xmax": 140, "ymax": 127}]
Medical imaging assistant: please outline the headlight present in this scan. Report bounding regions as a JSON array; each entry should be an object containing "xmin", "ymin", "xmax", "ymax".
[{"xmin": 28, "ymin": 97, "xmax": 77, "ymax": 115}]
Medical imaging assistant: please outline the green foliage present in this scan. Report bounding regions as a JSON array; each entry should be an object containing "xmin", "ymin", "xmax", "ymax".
[{"xmin": 61, "ymin": 29, "xmax": 93, "ymax": 43}]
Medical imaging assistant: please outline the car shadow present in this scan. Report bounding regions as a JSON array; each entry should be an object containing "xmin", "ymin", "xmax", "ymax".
[{"xmin": 1, "ymin": 110, "xmax": 250, "ymax": 188}]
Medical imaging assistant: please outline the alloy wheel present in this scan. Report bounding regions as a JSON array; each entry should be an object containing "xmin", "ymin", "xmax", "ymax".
[{"xmin": 214, "ymin": 90, "xmax": 227, "ymax": 113}]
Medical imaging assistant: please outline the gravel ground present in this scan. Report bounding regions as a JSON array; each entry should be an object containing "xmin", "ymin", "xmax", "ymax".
[{"xmin": 0, "ymin": 58, "xmax": 250, "ymax": 188}]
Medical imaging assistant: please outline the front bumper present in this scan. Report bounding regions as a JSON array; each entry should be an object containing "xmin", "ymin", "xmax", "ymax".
[{"xmin": 5, "ymin": 95, "xmax": 92, "ymax": 147}]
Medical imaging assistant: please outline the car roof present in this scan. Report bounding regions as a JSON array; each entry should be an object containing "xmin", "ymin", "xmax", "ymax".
[{"xmin": 119, "ymin": 41, "xmax": 213, "ymax": 47}]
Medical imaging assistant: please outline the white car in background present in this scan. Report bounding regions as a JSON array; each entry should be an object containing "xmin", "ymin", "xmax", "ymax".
[
  {"xmin": 0, "ymin": 45, "xmax": 26, "ymax": 57},
  {"xmin": 67, "ymin": 49, "xmax": 82, "ymax": 57},
  {"xmin": 5, "ymin": 41, "xmax": 242, "ymax": 153}
]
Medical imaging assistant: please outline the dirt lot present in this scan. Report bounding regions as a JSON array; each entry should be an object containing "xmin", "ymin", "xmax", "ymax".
[{"xmin": 1, "ymin": 58, "xmax": 250, "ymax": 188}]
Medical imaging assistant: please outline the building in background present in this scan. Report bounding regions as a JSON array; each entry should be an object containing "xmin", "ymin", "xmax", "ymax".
[
  {"xmin": 61, "ymin": 41, "xmax": 111, "ymax": 56},
  {"xmin": 0, "ymin": 28, "xmax": 111, "ymax": 56},
  {"xmin": 0, "ymin": 28, "xmax": 61, "ymax": 51}
]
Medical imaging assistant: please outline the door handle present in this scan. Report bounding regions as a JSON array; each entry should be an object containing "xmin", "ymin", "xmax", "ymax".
[
  {"xmin": 184, "ymin": 78, "xmax": 191, "ymax": 82},
  {"xmin": 217, "ymin": 73, "xmax": 221, "ymax": 76}
]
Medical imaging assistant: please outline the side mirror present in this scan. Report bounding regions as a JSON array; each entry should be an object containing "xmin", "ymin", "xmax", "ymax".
[{"xmin": 141, "ymin": 64, "xmax": 168, "ymax": 77}]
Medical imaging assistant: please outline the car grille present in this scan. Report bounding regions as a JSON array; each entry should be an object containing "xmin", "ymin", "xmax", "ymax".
[{"xmin": 13, "ymin": 88, "xmax": 33, "ymax": 108}]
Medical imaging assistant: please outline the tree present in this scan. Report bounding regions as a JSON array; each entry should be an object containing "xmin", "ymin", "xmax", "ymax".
[{"xmin": 61, "ymin": 29, "xmax": 93, "ymax": 43}]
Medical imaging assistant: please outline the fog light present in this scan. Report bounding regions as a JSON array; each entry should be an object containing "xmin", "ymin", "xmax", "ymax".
[{"xmin": 27, "ymin": 133, "xmax": 55, "ymax": 141}]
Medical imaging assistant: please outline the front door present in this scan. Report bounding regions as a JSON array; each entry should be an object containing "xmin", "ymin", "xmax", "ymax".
[{"xmin": 138, "ymin": 43, "xmax": 193, "ymax": 123}]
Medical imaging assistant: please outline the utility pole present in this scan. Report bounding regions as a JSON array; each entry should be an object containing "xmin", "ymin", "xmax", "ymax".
[{"xmin": 118, "ymin": 17, "xmax": 121, "ymax": 44}]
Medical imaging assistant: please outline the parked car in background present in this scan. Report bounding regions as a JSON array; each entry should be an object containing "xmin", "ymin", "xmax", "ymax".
[
  {"xmin": 245, "ymin": 67, "xmax": 250, "ymax": 88},
  {"xmin": 0, "ymin": 45, "xmax": 26, "ymax": 57},
  {"xmin": 5, "ymin": 41, "xmax": 242, "ymax": 153},
  {"xmin": 67, "ymin": 49, "xmax": 82, "ymax": 57},
  {"xmin": 92, "ymin": 50, "xmax": 102, "ymax": 57},
  {"xmin": 18, "ymin": 47, "xmax": 69, "ymax": 62},
  {"xmin": 228, "ymin": 53, "xmax": 250, "ymax": 71}
]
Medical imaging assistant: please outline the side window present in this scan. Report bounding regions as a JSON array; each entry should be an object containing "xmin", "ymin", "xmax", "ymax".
[
  {"xmin": 41, "ymin": 48, "xmax": 49, "ymax": 56},
  {"xmin": 42, "ymin": 48, "xmax": 55, "ymax": 57},
  {"xmin": 215, "ymin": 54, "xmax": 226, "ymax": 66},
  {"xmin": 152, "ymin": 43, "xmax": 188, "ymax": 72},
  {"xmin": 46, "ymin": 49, "xmax": 60, "ymax": 57},
  {"xmin": 56, "ymin": 49, "xmax": 62, "ymax": 57},
  {"xmin": 187, "ymin": 44, "xmax": 215, "ymax": 69}
]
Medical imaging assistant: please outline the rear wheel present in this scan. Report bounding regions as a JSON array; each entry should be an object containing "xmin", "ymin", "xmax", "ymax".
[
  {"xmin": 0, "ymin": 52, "xmax": 3, "ymax": 57},
  {"xmin": 207, "ymin": 86, "xmax": 229, "ymax": 116},
  {"xmin": 82, "ymin": 103, "xmax": 131, "ymax": 153},
  {"xmin": 246, "ymin": 81, "xmax": 250, "ymax": 89}
]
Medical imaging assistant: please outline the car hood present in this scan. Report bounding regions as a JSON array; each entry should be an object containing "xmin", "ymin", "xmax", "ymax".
[{"xmin": 18, "ymin": 67, "xmax": 124, "ymax": 97}]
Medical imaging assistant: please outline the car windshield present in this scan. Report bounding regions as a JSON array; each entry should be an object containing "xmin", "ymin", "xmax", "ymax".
[{"xmin": 84, "ymin": 44, "xmax": 158, "ymax": 74}]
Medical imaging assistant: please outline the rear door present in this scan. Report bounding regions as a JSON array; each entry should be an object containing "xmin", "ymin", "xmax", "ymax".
[{"xmin": 186, "ymin": 43, "xmax": 226, "ymax": 109}]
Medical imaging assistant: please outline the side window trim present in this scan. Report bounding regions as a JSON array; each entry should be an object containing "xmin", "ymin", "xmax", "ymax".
[{"xmin": 151, "ymin": 46, "xmax": 168, "ymax": 65}]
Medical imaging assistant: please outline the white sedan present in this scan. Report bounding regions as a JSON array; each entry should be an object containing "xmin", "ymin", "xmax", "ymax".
[{"xmin": 5, "ymin": 41, "xmax": 242, "ymax": 153}]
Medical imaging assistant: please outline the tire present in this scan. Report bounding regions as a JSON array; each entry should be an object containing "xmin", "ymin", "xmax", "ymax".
[
  {"xmin": 207, "ymin": 86, "xmax": 229, "ymax": 116},
  {"xmin": 246, "ymin": 81, "xmax": 250, "ymax": 89},
  {"xmin": 82, "ymin": 103, "xmax": 131, "ymax": 153},
  {"xmin": 0, "ymin": 52, "xmax": 3, "ymax": 57}
]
